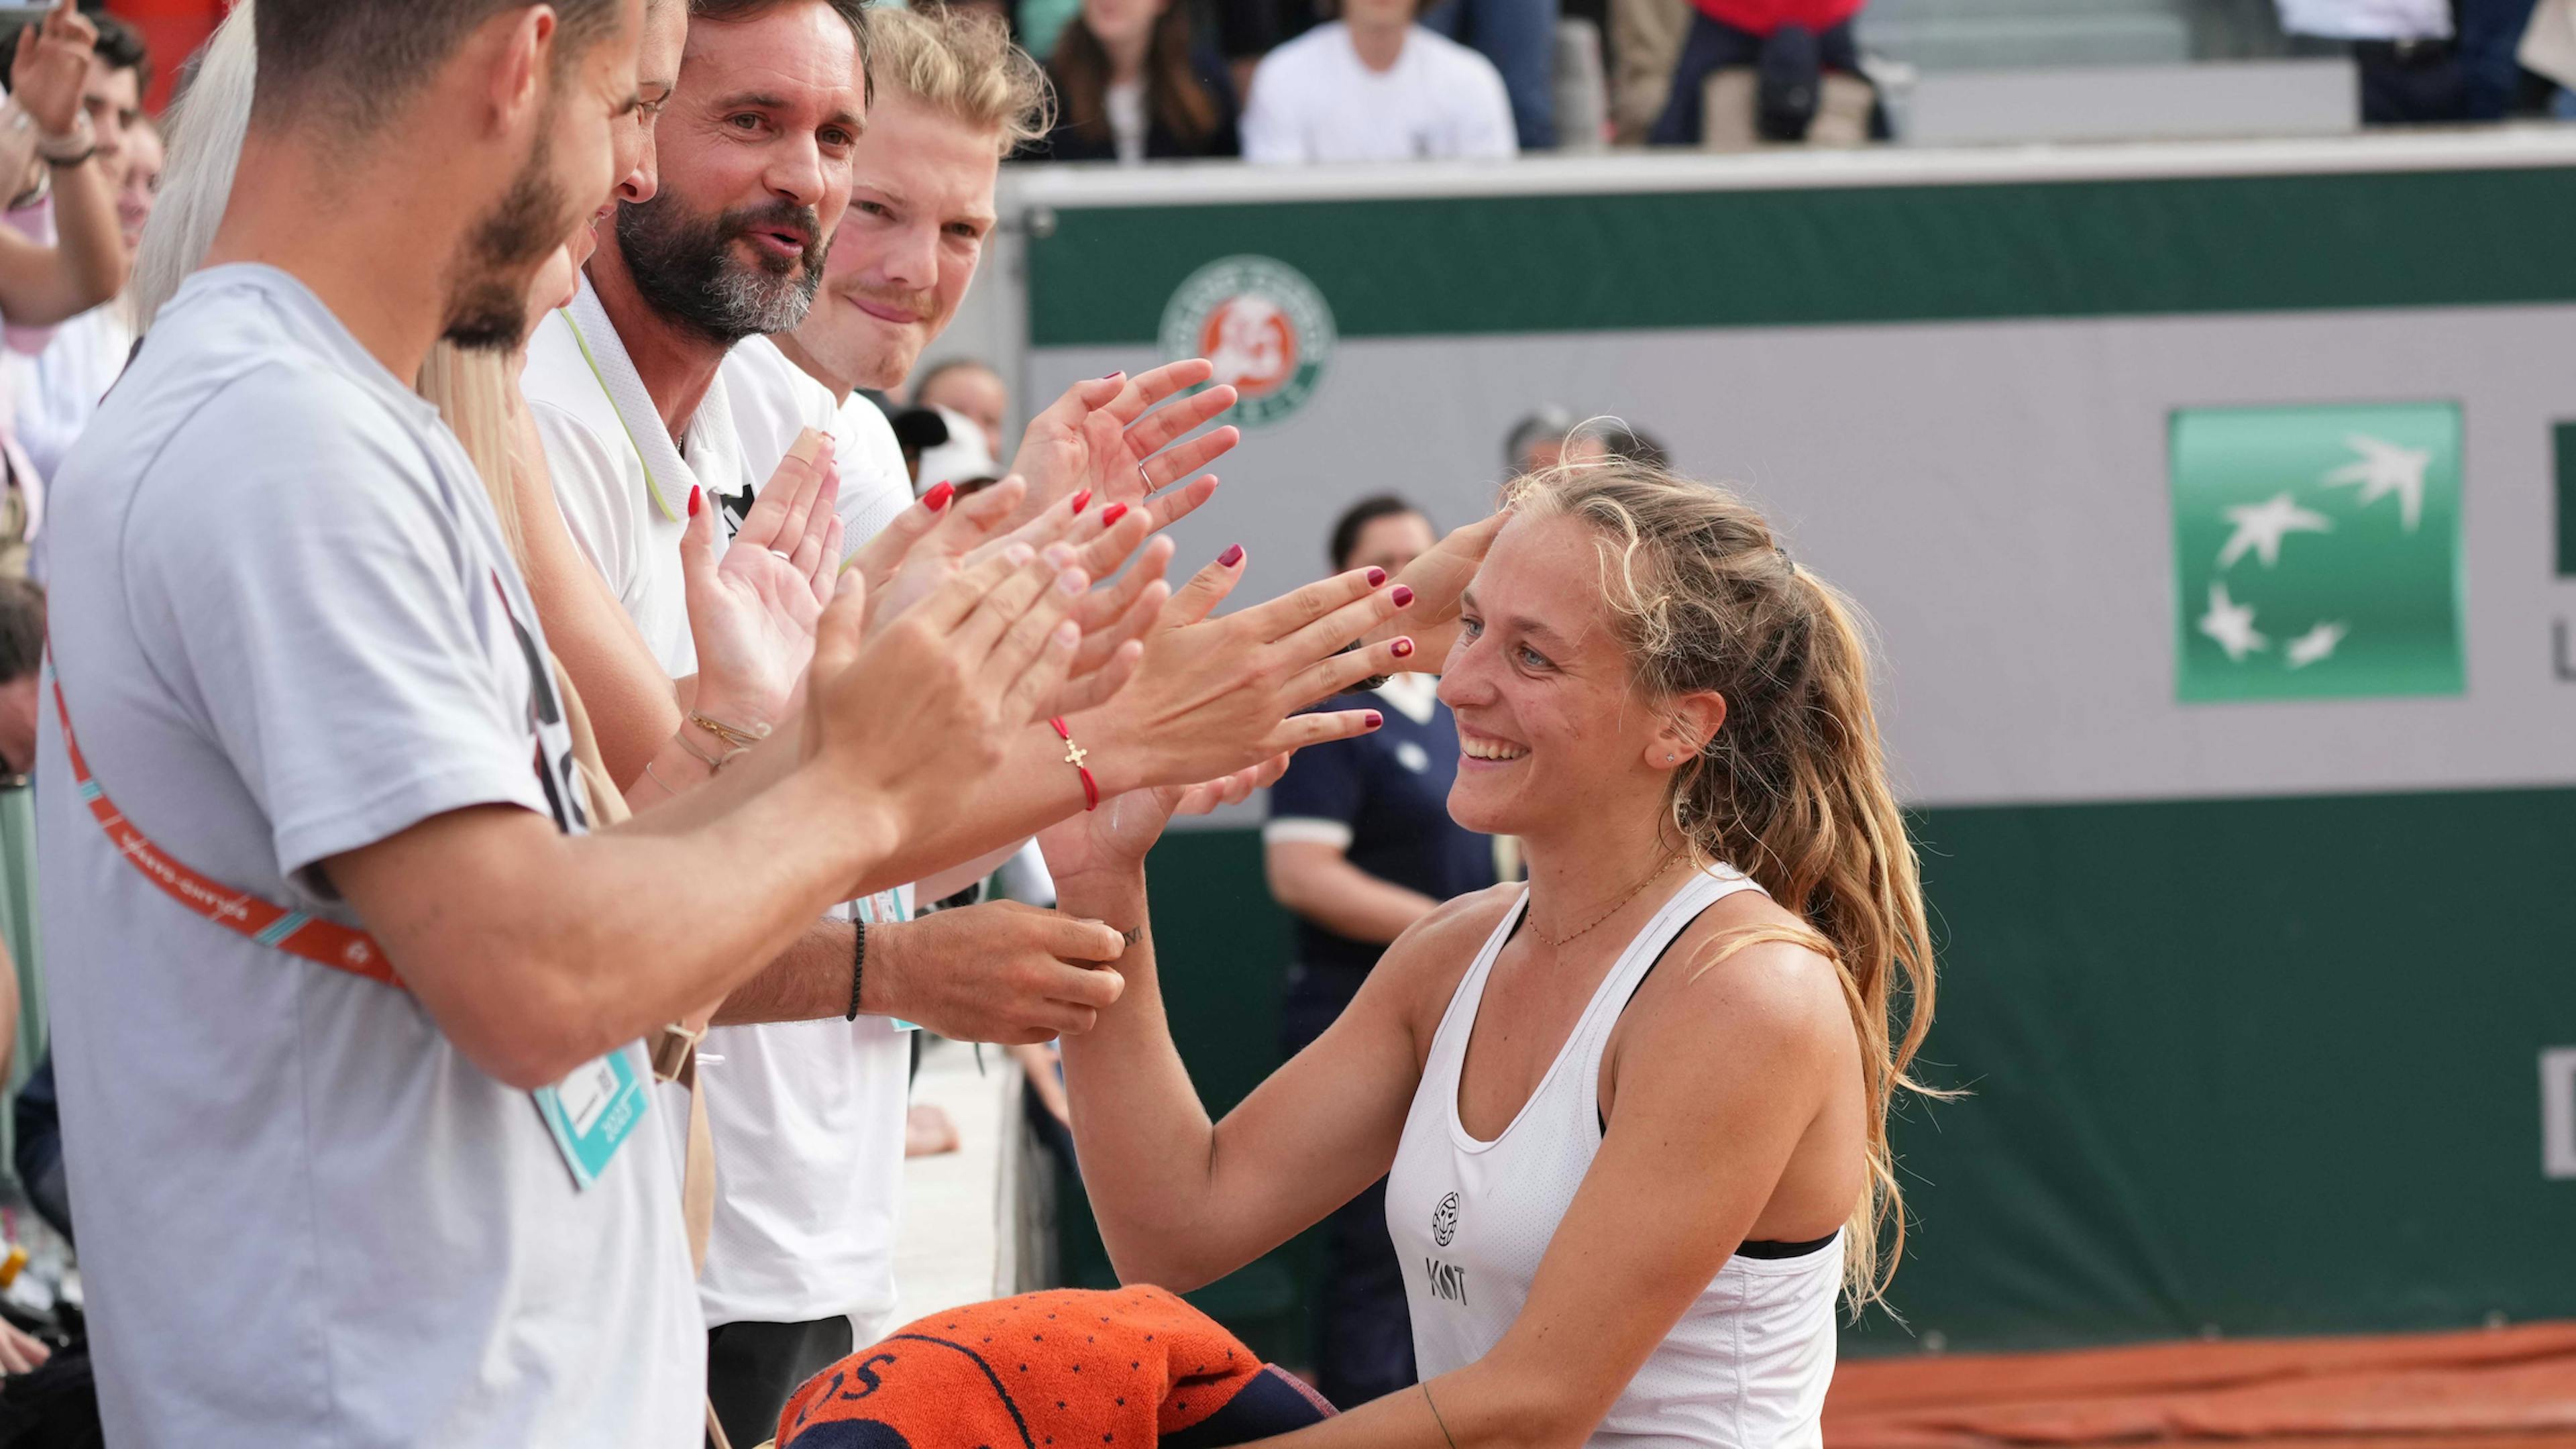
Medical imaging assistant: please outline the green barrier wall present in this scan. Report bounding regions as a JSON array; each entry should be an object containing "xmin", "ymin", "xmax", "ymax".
[{"xmin": 1060, "ymin": 786, "xmax": 2576, "ymax": 1361}]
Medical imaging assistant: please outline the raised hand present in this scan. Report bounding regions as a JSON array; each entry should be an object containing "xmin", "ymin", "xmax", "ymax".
[
  {"xmin": 1038, "ymin": 754, "xmax": 1289, "ymax": 890},
  {"xmin": 803, "ymin": 542, "xmax": 1091, "ymax": 838},
  {"xmin": 10, "ymin": 1, "xmax": 96, "ymax": 140},
  {"xmin": 863, "ymin": 482, "xmax": 1174, "ymax": 719},
  {"xmin": 1371, "ymin": 509, "xmax": 1508, "ymax": 667},
  {"xmin": 1006, "ymin": 361, "xmax": 1237, "ymax": 531},
  {"xmin": 1069, "ymin": 547, "xmax": 1419, "ymax": 794},
  {"xmin": 680, "ymin": 429, "xmax": 843, "ymax": 732}
]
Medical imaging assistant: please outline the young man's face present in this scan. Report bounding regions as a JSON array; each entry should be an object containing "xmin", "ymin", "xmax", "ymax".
[
  {"xmin": 789, "ymin": 87, "xmax": 1000, "ymax": 392},
  {"xmin": 84, "ymin": 58, "xmax": 139, "ymax": 182},
  {"xmin": 613, "ymin": 0, "xmax": 863, "ymax": 344}
]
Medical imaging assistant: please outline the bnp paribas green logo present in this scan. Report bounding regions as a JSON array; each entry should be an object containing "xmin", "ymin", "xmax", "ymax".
[
  {"xmin": 2169, "ymin": 402, "xmax": 2465, "ymax": 703},
  {"xmin": 1158, "ymin": 256, "xmax": 1334, "ymax": 428}
]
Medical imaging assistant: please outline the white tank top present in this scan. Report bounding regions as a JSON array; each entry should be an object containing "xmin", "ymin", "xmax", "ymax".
[{"xmin": 1385, "ymin": 865, "xmax": 1843, "ymax": 1449}]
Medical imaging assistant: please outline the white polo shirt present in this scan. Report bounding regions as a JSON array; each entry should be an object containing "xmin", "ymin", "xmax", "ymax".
[{"xmin": 523, "ymin": 279, "xmax": 918, "ymax": 1338}]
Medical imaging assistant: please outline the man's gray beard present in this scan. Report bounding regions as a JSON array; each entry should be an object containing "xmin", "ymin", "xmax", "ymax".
[{"xmin": 711, "ymin": 264, "xmax": 820, "ymax": 337}]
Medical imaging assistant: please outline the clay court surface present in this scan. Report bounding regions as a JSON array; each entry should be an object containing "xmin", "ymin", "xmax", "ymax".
[{"xmin": 1825, "ymin": 1321, "xmax": 2576, "ymax": 1448}]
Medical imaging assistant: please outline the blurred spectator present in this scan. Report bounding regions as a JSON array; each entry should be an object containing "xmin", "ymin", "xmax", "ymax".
[
  {"xmin": 1610, "ymin": 0, "xmax": 1690, "ymax": 140},
  {"xmin": 1263, "ymin": 494, "xmax": 1497, "ymax": 1409},
  {"xmin": 1575, "ymin": 417, "xmax": 1668, "ymax": 468},
  {"xmin": 1241, "ymin": 0, "xmax": 1517, "ymax": 162},
  {"xmin": 1035, "ymin": 0, "xmax": 1241, "ymax": 161},
  {"xmin": 914, "ymin": 356, "xmax": 1010, "ymax": 456},
  {"xmin": 1646, "ymin": 0, "xmax": 1869, "ymax": 146},
  {"xmin": 0, "ymin": 575, "xmax": 37, "ymax": 779},
  {"xmin": 2275, "ymin": 0, "xmax": 2466, "ymax": 121},
  {"xmin": 17, "ymin": 113, "xmax": 156, "ymax": 486},
  {"xmin": 1419, "ymin": 0, "xmax": 1558, "ymax": 147},
  {"xmin": 1504, "ymin": 405, "xmax": 1576, "ymax": 473}
]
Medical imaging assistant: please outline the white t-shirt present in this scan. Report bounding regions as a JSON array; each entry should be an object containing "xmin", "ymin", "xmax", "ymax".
[
  {"xmin": 1242, "ymin": 23, "xmax": 1518, "ymax": 164},
  {"xmin": 524, "ymin": 288, "xmax": 917, "ymax": 1334},
  {"xmin": 12, "ymin": 301, "xmax": 130, "ymax": 486},
  {"xmin": 36, "ymin": 264, "xmax": 701, "ymax": 1448},
  {"xmin": 1106, "ymin": 77, "xmax": 1148, "ymax": 165}
]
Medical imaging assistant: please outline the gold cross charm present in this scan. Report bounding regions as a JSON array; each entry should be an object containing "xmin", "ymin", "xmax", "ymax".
[{"xmin": 1063, "ymin": 740, "xmax": 1089, "ymax": 769}]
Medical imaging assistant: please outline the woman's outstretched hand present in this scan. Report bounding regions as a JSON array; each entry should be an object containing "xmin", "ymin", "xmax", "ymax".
[
  {"xmin": 679, "ymin": 428, "xmax": 844, "ymax": 731},
  {"xmin": 1038, "ymin": 755, "xmax": 1290, "ymax": 890}
]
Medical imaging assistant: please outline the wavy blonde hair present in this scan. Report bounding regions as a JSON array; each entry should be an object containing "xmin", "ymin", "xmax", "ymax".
[
  {"xmin": 1507, "ymin": 460, "xmax": 1940, "ymax": 1309},
  {"xmin": 863, "ymin": 5, "xmax": 1051, "ymax": 156}
]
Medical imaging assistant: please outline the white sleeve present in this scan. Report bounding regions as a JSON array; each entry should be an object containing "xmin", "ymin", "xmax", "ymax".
[
  {"xmin": 527, "ymin": 400, "xmax": 641, "ymax": 608},
  {"xmin": 1239, "ymin": 54, "xmax": 1305, "ymax": 163},
  {"xmin": 829, "ymin": 394, "xmax": 916, "ymax": 548},
  {"xmin": 1457, "ymin": 54, "xmax": 1520, "ymax": 158},
  {"xmin": 133, "ymin": 366, "xmax": 551, "ymax": 877}
]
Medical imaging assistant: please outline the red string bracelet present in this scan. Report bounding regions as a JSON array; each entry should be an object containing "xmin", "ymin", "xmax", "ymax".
[{"xmin": 1049, "ymin": 716, "xmax": 1099, "ymax": 811}]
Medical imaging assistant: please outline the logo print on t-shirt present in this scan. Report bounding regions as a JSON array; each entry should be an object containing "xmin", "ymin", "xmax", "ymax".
[{"xmin": 1432, "ymin": 1190, "xmax": 1460, "ymax": 1248}]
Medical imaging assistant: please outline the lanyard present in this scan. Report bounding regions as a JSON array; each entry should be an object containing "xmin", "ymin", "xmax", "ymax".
[
  {"xmin": 51, "ymin": 668, "xmax": 402, "ymax": 989},
  {"xmin": 555, "ymin": 305, "xmax": 684, "ymax": 525}
]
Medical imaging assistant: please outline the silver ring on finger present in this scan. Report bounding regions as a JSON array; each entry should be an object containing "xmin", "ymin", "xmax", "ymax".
[
  {"xmin": 1136, "ymin": 462, "xmax": 1150, "ymax": 488},
  {"xmin": 769, "ymin": 547, "xmax": 795, "ymax": 561}
]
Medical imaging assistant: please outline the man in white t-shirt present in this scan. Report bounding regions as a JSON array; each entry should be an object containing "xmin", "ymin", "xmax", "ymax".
[
  {"xmin": 1241, "ymin": 0, "xmax": 1517, "ymax": 162},
  {"xmin": 520, "ymin": 2, "xmax": 1153, "ymax": 1438},
  {"xmin": 31, "ymin": 1, "xmax": 1084, "ymax": 1442}
]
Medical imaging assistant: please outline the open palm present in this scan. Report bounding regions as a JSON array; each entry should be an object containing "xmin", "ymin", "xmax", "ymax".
[{"xmin": 682, "ymin": 433, "xmax": 843, "ymax": 727}]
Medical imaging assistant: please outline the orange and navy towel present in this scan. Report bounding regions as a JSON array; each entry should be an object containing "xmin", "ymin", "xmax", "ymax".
[{"xmin": 775, "ymin": 1285, "xmax": 1337, "ymax": 1449}]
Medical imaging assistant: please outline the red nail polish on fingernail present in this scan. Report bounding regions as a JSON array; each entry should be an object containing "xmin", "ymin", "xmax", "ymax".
[
  {"xmin": 687, "ymin": 484, "xmax": 702, "ymax": 518},
  {"xmin": 1391, "ymin": 586, "xmax": 1415, "ymax": 608},
  {"xmin": 923, "ymin": 480, "xmax": 954, "ymax": 512},
  {"xmin": 1364, "ymin": 711, "xmax": 1384, "ymax": 729},
  {"xmin": 1217, "ymin": 544, "xmax": 1244, "ymax": 568},
  {"xmin": 1100, "ymin": 370, "xmax": 1123, "ymax": 380},
  {"xmin": 1099, "ymin": 502, "xmax": 1128, "ymax": 527},
  {"xmin": 1392, "ymin": 637, "xmax": 1415, "ymax": 657},
  {"xmin": 1365, "ymin": 566, "xmax": 1387, "ymax": 586},
  {"xmin": 1071, "ymin": 489, "xmax": 1092, "ymax": 515}
]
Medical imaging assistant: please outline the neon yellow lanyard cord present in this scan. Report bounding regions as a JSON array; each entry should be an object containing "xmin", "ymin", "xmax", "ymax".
[{"xmin": 555, "ymin": 306, "xmax": 683, "ymax": 524}]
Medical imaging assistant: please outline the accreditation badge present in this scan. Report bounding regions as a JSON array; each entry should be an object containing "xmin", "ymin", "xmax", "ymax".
[{"xmin": 534, "ymin": 1046, "xmax": 650, "ymax": 1189}]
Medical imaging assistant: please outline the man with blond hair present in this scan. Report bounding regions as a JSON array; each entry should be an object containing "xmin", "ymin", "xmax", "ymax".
[{"xmin": 765, "ymin": 5, "xmax": 1049, "ymax": 417}]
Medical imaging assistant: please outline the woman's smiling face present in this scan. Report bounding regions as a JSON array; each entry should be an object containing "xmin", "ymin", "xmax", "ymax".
[{"xmin": 1438, "ymin": 511, "xmax": 1674, "ymax": 841}]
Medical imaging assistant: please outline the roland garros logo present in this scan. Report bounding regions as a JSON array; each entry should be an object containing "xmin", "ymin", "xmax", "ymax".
[{"xmin": 1157, "ymin": 256, "xmax": 1335, "ymax": 429}]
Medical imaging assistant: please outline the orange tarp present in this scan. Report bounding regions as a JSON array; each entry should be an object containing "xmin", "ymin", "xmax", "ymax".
[{"xmin": 1825, "ymin": 1321, "xmax": 2576, "ymax": 1448}]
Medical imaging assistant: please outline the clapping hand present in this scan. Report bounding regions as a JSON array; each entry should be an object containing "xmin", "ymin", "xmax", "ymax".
[
  {"xmin": 802, "ymin": 542, "xmax": 1093, "ymax": 837},
  {"xmin": 680, "ymin": 429, "xmax": 843, "ymax": 733},
  {"xmin": 1005, "ymin": 360, "xmax": 1235, "ymax": 531}
]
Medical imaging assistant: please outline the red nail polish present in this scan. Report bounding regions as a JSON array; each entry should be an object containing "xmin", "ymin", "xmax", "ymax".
[
  {"xmin": 923, "ymin": 480, "xmax": 954, "ymax": 512},
  {"xmin": 1392, "ymin": 637, "xmax": 1415, "ymax": 657},
  {"xmin": 687, "ymin": 484, "xmax": 702, "ymax": 518},
  {"xmin": 1099, "ymin": 502, "xmax": 1128, "ymax": 527},
  {"xmin": 1365, "ymin": 566, "xmax": 1387, "ymax": 586},
  {"xmin": 1099, "ymin": 371, "xmax": 1123, "ymax": 380},
  {"xmin": 1391, "ymin": 586, "xmax": 1415, "ymax": 608},
  {"xmin": 1071, "ymin": 489, "xmax": 1092, "ymax": 515},
  {"xmin": 1217, "ymin": 544, "xmax": 1244, "ymax": 568},
  {"xmin": 1364, "ymin": 711, "xmax": 1384, "ymax": 729}
]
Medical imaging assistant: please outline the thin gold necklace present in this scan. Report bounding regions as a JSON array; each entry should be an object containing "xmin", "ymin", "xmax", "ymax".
[{"xmin": 1531, "ymin": 854, "xmax": 1682, "ymax": 949}]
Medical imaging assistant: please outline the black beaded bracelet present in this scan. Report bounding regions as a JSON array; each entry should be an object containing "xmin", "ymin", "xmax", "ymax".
[{"xmin": 845, "ymin": 916, "xmax": 867, "ymax": 1021}]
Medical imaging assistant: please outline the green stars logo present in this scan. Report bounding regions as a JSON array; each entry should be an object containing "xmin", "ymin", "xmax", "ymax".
[{"xmin": 2169, "ymin": 402, "xmax": 2465, "ymax": 703}]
